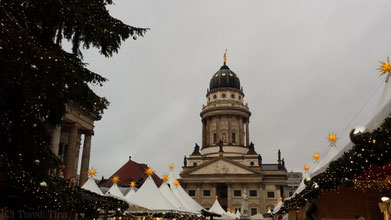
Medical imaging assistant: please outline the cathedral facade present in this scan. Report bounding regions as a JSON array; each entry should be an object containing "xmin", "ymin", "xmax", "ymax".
[{"xmin": 180, "ymin": 55, "xmax": 295, "ymax": 215}]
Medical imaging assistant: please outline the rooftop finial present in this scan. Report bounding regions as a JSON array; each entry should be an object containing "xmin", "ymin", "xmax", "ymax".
[{"xmin": 223, "ymin": 49, "xmax": 227, "ymax": 65}]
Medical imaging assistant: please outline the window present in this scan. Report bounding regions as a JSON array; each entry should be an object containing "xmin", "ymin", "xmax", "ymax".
[
  {"xmin": 222, "ymin": 132, "xmax": 226, "ymax": 142},
  {"xmin": 251, "ymin": 208, "xmax": 257, "ymax": 216},
  {"xmin": 239, "ymin": 96, "xmax": 241, "ymax": 100},
  {"xmin": 213, "ymin": 95, "xmax": 217, "ymax": 99},
  {"xmin": 267, "ymin": 191, "xmax": 275, "ymax": 198},
  {"xmin": 231, "ymin": 94, "xmax": 235, "ymax": 99},
  {"xmin": 234, "ymin": 190, "xmax": 241, "ymax": 197},
  {"xmin": 203, "ymin": 190, "xmax": 211, "ymax": 197},
  {"xmin": 232, "ymin": 133, "xmax": 236, "ymax": 143},
  {"xmin": 249, "ymin": 190, "xmax": 257, "ymax": 197},
  {"xmin": 222, "ymin": 93, "xmax": 226, "ymax": 98},
  {"xmin": 193, "ymin": 162, "xmax": 197, "ymax": 166},
  {"xmin": 250, "ymin": 161, "xmax": 254, "ymax": 166},
  {"xmin": 213, "ymin": 133, "xmax": 217, "ymax": 144},
  {"xmin": 188, "ymin": 190, "xmax": 196, "ymax": 197},
  {"xmin": 208, "ymin": 97, "xmax": 210, "ymax": 101}
]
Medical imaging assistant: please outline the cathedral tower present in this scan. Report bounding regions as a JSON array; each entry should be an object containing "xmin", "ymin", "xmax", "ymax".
[{"xmin": 201, "ymin": 52, "xmax": 251, "ymax": 157}]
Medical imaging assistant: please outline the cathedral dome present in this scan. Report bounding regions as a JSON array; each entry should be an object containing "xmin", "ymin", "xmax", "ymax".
[{"xmin": 209, "ymin": 64, "xmax": 241, "ymax": 90}]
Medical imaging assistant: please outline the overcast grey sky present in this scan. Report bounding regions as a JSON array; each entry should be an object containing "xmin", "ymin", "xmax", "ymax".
[{"xmin": 79, "ymin": 0, "xmax": 391, "ymax": 178}]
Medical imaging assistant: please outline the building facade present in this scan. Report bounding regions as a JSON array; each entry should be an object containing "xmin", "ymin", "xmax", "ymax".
[
  {"xmin": 50, "ymin": 102, "xmax": 98, "ymax": 186},
  {"xmin": 180, "ymin": 56, "xmax": 297, "ymax": 214}
]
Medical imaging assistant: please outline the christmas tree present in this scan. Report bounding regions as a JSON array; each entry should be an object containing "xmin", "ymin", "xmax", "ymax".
[{"xmin": 0, "ymin": 0, "xmax": 147, "ymax": 214}]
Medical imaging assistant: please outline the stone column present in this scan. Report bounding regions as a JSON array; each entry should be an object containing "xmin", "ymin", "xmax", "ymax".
[
  {"xmin": 246, "ymin": 120, "xmax": 249, "ymax": 146},
  {"xmin": 79, "ymin": 132, "xmax": 92, "ymax": 186},
  {"xmin": 239, "ymin": 117, "xmax": 244, "ymax": 146},
  {"xmin": 202, "ymin": 120, "xmax": 206, "ymax": 147},
  {"xmin": 227, "ymin": 183, "xmax": 232, "ymax": 210},
  {"xmin": 197, "ymin": 184, "xmax": 201, "ymax": 203},
  {"xmin": 51, "ymin": 125, "xmax": 61, "ymax": 155},
  {"xmin": 216, "ymin": 116, "xmax": 220, "ymax": 143},
  {"xmin": 228, "ymin": 116, "xmax": 232, "ymax": 144},
  {"xmin": 64, "ymin": 123, "xmax": 78, "ymax": 181},
  {"xmin": 206, "ymin": 119, "xmax": 210, "ymax": 146}
]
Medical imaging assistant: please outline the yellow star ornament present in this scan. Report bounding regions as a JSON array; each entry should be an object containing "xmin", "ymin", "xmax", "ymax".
[
  {"xmin": 169, "ymin": 163, "xmax": 174, "ymax": 169},
  {"xmin": 145, "ymin": 167, "xmax": 154, "ymax": 176},
  {"xmin": 173, "ymin": 180, "xmax": 180, "ymax": 186},
  {"xmin": 378, "ymin": 57, "xmax": 391, "ymax": 76},
  {"xmin": 313, "ymin": 153, "xmax": 320, "ymax": 161},
  {"xmin": 304, "ymin": 165, "xmax": 310, "ymax": 171},
  {"xmin": 112, "ymin": 175, "xmax": 120, "ymax": 183},
  {"xmin": 88, "ymin": 168, "xmax": 97, "ymax": 177},
  {"xmin": 130, "ymin": 181, "xmax": 136, "ymax": 188},
  {"xmin": 162, "ymin": 174, "xmax": 169, "ymax": 182},
  {"xmin": 328, "ymin": 133, "xmax": 338, "ymax": 145}
]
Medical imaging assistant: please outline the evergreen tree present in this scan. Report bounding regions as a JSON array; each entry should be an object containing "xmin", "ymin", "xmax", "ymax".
[{"xmin": 0, "ymin": 0, "xmax": 147, "ymax": 211}]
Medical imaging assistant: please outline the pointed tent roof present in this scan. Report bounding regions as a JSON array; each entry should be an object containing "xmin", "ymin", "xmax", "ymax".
[
  {"xmin": 235, "ymin": 210, "xmax": 241, "ymax": 218},
  {"xmin": 209, "ymin": 198, "xmax": 226, "ymax": 215},
  {"xmin": 171, "ymin": 183, "xmax": 202, "ymax": 213},
  {"xmin": 124, "ymin": 187, "xmax": 136, "ymax": 203},
  {"xmin": 176, "ymin": 183, "xmax": 204, "ymax": 210},
  {"xmin": 105, "ymin": 182, "xmax": 125, "ymax": 200},
  {"xmin": 375, "ymin": 77, "xmax": 391, "ymax": 114},
  {"xmin": 159, "ymin": 181, "xmax": 189, "ymax": 211},
  {"xmin": 129, "ymin": 175, "xmax": 178, "ymax": 211},
  {"xmin": 272, "ymin": 201, "xmax": 283, "ymax": 214},
  {"xmin": 102, "ymin": 158, "xmax": 162, "ymax": 187},
  {"xmin": 168, "ymin": 164, "xmax": 181, "ymax": 186},
  {"xmin": 82, "ymin": 176, "xmax": 103, "ymax": 195}
]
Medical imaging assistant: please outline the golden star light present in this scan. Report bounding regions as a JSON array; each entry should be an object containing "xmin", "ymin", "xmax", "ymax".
[
  {"xmin": 130, "ymin": 181, "xmax": 136, "ymax": 188},
  {"xmin": 145, "ymin": 167, "xmax": 154, "ymax": 176},
  {"xmin": 169, "ymin": 163, "xmax": 174, "ymax": 169},
  {"xmin": 162, "ymin": 174, "xmax": 169, "ymax": 182},
  {"xmin": 378, "ymin": 57, "xmax": 391, "ymax": 76},
  {"xmin": 313, "ymin": 153, "xmax": 320, "ymax": 160},
  {"xmin": 304, "ymin": 165, "xmax": 310, "ymax": 171},
  {"xmin": 88, "ymin": 168, "xmax": 97, "ymax": 176},
  {"xmin": 112, "ymin": 175, "xmax": 120, "ymax": 183},
  {"xmin": 173, "ymin": 180, "xmax": 180, "ymax": 186},
  {"xmin": 328, "ymin": 133, "xmax": 338, "ymax": 145}
]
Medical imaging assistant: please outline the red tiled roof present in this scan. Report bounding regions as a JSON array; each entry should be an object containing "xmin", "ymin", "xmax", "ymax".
[{"xmin": 101, "ymin": 159, "xmax": 162, "ymax": 187}]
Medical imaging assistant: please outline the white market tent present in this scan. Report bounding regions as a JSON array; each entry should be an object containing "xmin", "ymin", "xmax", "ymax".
[
  {"xmin": 310, "ymin": 145, "xmax": 339, "ymax": 177},
  {"xmin": 310, "ymin": 78, "xmax": 391, "ymax": 177},
  {"xmin": 159, "ymin": 181, "xmax": 189, "ymax": 211},
  {"xmin": 129, "ymin": 175, "xmax": 178, "ymax": 211},
  {"xmin": 250, "ymin": 213, "xmax": 264, "ymax": 220},
  {"xmin": 208, "ymin": 198, "xmax": 234, "ymax": 219},
  {"xmin": 272, "ymin": 200, "xmax": 283, "ymax": 214},
  {"xmin": 235, "ymin": 210, "xmax": 240, "ymax": 218},
  {"xmin": 124, "ymin": 187, "xmax": 136, "ymax": 203},
  {"xmin": 168, "ymin": 166, "xmax": 204, "ymax": 212},
  {"xmin": 171, "ymin": 183, "xmax": 201, "ymax": 213},
  {"xmin": 208, "ymin": 198, "xmax": 226, "ymax": 215},
  {"xmin": 105, "ymin": 182, "xmax": 125, "ymax": 200},
  {"xmin": 81, "ymin": 176, "xmax": 103, "ymax": 195}
]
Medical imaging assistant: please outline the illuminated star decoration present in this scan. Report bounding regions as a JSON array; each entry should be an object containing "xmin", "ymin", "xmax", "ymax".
[
  {"xmin": 327, "ymin": 132, "xmax": 338, "ymax": 146},
  {"xmin": 169, "ymin": 163, "xmax": 174, "ymax": 169},
  {"xmin": 88, "ymin": 168, "xmax": 97, "ymax": 177},
  {"xmin": 378, "ymin": 56, "xmax": 391, "ymax": 77},
  {"xmin": 304, "ymin": 165, "xmax": 310, "ymax": 171},
  {"xmin": 145, "ymin": 167, "xmax": 154, "ymax": 176},
  {"xmin": 173, "ymin": 180, "xmax": 180, "ymax": 186},
  {"xmin": 162, "ymin": 174, "xmax": 169, "ymax": 182},
  {"xmin": 130, "ymin": 181, "xmax": 136, "ymax": 188},
  {"xmin": 112, "ymin": 175, "xmax": 120, "ymax": 183},
  {"xmin": 313, "ymin": 153, "xmax": 320, "ymax": 161}
]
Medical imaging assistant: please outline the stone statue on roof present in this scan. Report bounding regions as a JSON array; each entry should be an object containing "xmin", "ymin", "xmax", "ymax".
[{"xmin": 191, "ymin": 143, "xmax": 201, "ymax": 155}]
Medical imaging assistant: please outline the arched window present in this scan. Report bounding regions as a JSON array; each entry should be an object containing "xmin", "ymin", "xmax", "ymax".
[
  {"xmin": 222, "ymin": 132, "xmax": 227, "ymax": 142},
  {"xmin": 213, "ymin": 133, "xmax": 217, "ymax": 144},
  {"xmin": 193, "ymin": 162, "xmax": 197, "ymax": 167},
  {"xmin": 232, "ymin": 132, "xmax": 236, "ymax": 143},
  {"xmin": 250, "ymin": 161, "xmax": 254, "ymax": 166}
]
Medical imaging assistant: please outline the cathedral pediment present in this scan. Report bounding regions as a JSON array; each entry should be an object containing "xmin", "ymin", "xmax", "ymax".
[{"xmin": 181, "ymin": 157, "xmax": 261, "ymax": 176}]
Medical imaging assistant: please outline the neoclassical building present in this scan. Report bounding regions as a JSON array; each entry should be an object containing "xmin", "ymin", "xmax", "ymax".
[
  {"xmin": 180, "ymin": 55, "xmax": 295, "ymax": 214},
  {"xmin": 50, "ymin": 102, "xmax": 98, "ymax": 186}
]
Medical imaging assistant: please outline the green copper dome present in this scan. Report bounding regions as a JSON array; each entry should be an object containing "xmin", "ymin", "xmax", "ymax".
[{"xmin": 209, "ymin": 64, "xmax": 241, "ymax": 90}]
